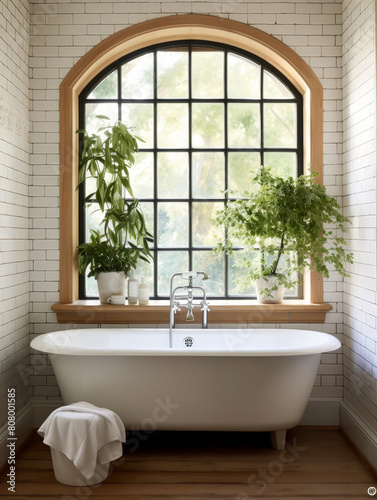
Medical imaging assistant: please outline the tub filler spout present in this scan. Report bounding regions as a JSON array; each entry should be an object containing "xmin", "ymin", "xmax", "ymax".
[{"xmin": 169, "ymin": 272, "xmax": 210, "ymax": 347}]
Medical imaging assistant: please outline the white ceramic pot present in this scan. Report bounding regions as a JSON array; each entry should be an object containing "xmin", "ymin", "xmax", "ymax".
[
  {"xmin": 96, "ymin": 272, "xmax": 126, "ymax": 304},
  {"xmin": 255, "ymin": 276, "xmax": 285, "ymax": 304}
]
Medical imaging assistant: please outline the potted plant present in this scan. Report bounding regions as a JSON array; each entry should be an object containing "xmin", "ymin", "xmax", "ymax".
[
  {"xmin": 214, "ymin": 166, "xmax": 353, "ymax": 303},
  {"xmin": 77, "ymin": 117, "xmax": 153, "ymax": 303}
]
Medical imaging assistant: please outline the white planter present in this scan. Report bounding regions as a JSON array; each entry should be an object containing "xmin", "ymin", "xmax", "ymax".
[
  {"xmin": 96, "ymin": 272, "xmax": 126, "ymax": 304},
  {"xmin": 255, "ymin": 276, "xmax": 284, "ymax": 304}
]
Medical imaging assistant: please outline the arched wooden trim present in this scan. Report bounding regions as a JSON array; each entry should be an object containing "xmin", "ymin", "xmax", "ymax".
[{"xmin": 59, "ymin": 14, "xmax": 324, "ymax": 307}]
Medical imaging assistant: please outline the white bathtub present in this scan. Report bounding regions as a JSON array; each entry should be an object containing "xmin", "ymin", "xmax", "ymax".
[{"xmin": 31, "ymin": 328, "xmax": 340, "ymax": 450}]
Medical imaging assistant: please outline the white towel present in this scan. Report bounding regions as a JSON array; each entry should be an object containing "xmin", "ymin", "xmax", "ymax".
[{"xmin": 38, "ymin": 402, "xmax": 126, "ymax": 479}]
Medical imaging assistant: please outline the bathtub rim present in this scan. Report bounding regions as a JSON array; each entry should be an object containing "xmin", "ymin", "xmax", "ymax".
[{"xmin": 30, "ymin": 328, "xmax": 341, "ymax": 357}]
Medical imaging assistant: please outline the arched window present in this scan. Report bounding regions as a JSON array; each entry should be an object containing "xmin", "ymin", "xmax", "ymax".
[
  {"xmin": 55, "ymin": 15, "xmax": 331, "ymax": 323},
  {"xmin": 79, "ymin": 41, "xmax": 303, "ymax": 299}
]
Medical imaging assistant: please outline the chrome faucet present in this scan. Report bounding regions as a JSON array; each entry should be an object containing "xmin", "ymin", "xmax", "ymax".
[{"xmin": 169, "ymin": 272, "xmax": 210, "ymax": 347}]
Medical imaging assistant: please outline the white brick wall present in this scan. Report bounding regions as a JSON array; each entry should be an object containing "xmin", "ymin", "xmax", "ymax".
[
  {"xmin": 28, "ymin": 0, "xmax": 344, "ymax": 404},
  {"xmin": 342, "ymin": 0, "xmax": 377, "ymax": 432},
  {"xmin": 0, "ymin": 0, "xmax": 31, "ymax": 438}
]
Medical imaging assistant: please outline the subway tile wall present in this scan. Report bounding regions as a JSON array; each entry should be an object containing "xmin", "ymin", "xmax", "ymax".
[
  {"xmin": 28, "ymin": 0, "xmax": 345, "ymax": 404},
  {"xmin": 342, "ymin": 0, "xmax": 377, "ymax": 431},
  {"xmin": 0, "ymin": 0, "xmax": 31, "ymax": 435}
]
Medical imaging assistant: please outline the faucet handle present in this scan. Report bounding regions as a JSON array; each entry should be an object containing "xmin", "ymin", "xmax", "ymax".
[
  {"xmin": 201, "ymin": 301, "xmax": 210, "ymax": 312},
  {"xmin": 173, "ymin": 302, "xmax": 181, "ymax": 313}
]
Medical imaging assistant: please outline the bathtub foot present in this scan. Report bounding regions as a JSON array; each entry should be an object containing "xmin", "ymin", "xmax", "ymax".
[{"xmin": 270, "ymin": 430, "xmax": 286, "ymax": 450}]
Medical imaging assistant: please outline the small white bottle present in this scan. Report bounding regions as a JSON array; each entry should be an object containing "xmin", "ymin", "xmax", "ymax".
[
  {"xmin": 138, "ymin": 276, "xmax": 149, "ymax": 306},
  {"xmin": 128, "ymin": 270, "xmax": 138, "ymax": 305}
]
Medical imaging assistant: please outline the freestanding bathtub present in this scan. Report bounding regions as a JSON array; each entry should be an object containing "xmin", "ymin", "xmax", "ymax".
[{"xmin": 31, "ymin": 328, "xmax": 340, "ymax": 450}]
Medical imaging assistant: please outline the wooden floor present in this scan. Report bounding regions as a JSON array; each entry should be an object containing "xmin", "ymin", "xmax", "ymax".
[{"xmin": 0, "ymin": 428, "xmax": 376, "ymax": 499}]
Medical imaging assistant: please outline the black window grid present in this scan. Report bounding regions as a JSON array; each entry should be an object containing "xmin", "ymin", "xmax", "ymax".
[{"xmin": 79, "ymin": 41, "xmax": 303, "ymax": 300}]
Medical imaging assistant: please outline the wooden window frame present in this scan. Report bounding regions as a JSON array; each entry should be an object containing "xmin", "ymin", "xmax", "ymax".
[{"xmin": 53, "ymin": 14, "xmax": 332, "ymax": 324}]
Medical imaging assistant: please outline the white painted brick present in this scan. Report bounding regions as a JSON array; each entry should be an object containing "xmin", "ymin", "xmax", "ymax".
[
  {"xmin": 86, "ymin": 4, "xmax": 113, "ymax": 14},
  {"xmin": 342, "ymin": 0, "xmax": 377, "ymax": 423},
  {"xmin": 59, "ymin": 25, "xmax": 86, "ymax": 36},
  {"xmin": 247, "ymin": 4, "xmax": 262, "ymax": 14},
  {"xmin": 74, "ymin": 14, "xmax": 101, "ymax": 25},
  {"xmin": 247, "ymin": 14, "xmax": 276, "ymax": 25},
  {"xmin": 114, "ymin": 3, "xmax": 140, "ymax": 14},
  {"xmin": 0, "ymin": 0, "xmax": 31, "ymax": 434},
  {"xmin": 277, "ymin": 14, "xmax": 309, "ymax": 25},
  {"xmin": 295, "ymin": 4, "xmax": 321, "ymax": 14},
  {"xmin": 295, "ymin": 46, "xmax": 321, "ymax": 58},
  {"xmin": 73, "ymin": 35, "xmax": 101, "ymax": 46},
  {"xmin": 310, "ymin": 14, "xmax": 336, "ymax": 25},
  {"xmin": 295, "ymin": 25, "xmax": 323, "ymax": 35},
  {"xmin": 101, "ymin": 13, "xmax": 128, "ymax": 24},
  {"xmin": 58, "ymin": 4, "xmax": 85, "ymax": 14},
  {"xmin": 324, "ymin": 24, "xmax": 342, "ymax": 36},
  {"xmin": 262, "ymin": 3, "xmax": 294, "ymax": 14},
  {"xmin": 87, "ymin": 25, "xmax": 116, "ymax": 36}
]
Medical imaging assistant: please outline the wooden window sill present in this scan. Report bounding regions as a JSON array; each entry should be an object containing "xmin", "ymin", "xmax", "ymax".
[{"xmin": 51, "ymin": 300, "xmax": 332, "ymax": 324}]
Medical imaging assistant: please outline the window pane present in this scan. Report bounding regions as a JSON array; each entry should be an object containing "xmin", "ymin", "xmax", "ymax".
[
  {"xmin": 157, "ymin": 49, "xmax": 188, "ymax": 98},
  {"xmin": 134, "ymin": 257, "xmax": 154, "ymax": 296},
  {"xmin": 129, "ymin": 152, "xmax": 154, "ymax": 199},
  {"xmin": 192, "ymin": 103, "xmax": 224, "ymax": 148},
  {"xmin": 192, "ymin": 50, "xmax": 224, "ymax": 98},
  {"xmin": 158, "ymin": 251, "xmax": 189, "ymax": 296},
  {"xmin": 85, "ymin": 176, "xmax": 96, "ymax": 200},
  {"xmin": 264, "ymin": 152, "xmax": 297, "ymax": 178},
  {"xmin": 228, "ymin": 53, "xmax": 260, "ymax": 99},
  {"xmin": 158, "ymin": 153, "xmax": 189, "ymax": 199},
  {"xmin": 264, "ymin": 70, "xmax": 293, "ymax": 99},
  {"xmin": 228, "ymin": 251, "xmax": 257, "ymax": 296},
  {"xmin": 228, "ymin": 152, "xmax": 260, "ymax": 194},
  {"xmin": 139, "ymin": 202, "xmax": 154, "ymax": 239},
  {"xmin": 158, "ymin": 202, "xmax": 188, "ymax": 248},
  {"xmin": 228, "ymin": 103, "xmax": 260, "ymax": 148},
  {"xmin": 192, "ymin": 152, "xmax": 224, "ymax": 199},
  {"xmin": 157, "ymin": 103, "xmax": 188, "ymax": 149},
  {"xmin": 88, "ymin": 70, "xmax": 118, "ymax": 99},
  {"xmin": 86, "ymin": 274, "xmax": 98, "ymax": 297},
  {"xmin": 122, "ymin": 103, "xmax": 154, "ymax": 149},
  {"xmin": 122, "ymin": 53, "xmax": 153, "ymax": 99},
  {"xmin": 85, "ymin": 103, "xmax": 118, "ymax": 135},
  {"xmin": 264, "ymin": 103, "xmax": 296, "ymax": 148},
  {"xmin": 192, "ymin": 251, "xmax": 225, "ymax": 296},
  {"xmin": 192, "ymin": 202, "xmax": 224, "ymax": 247},
  {"xmin": 85, "ymin": 202, "xmax": 102, "ymax": 240}
]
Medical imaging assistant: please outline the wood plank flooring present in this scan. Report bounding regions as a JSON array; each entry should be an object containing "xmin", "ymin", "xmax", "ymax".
[{"xmin": 0, "ymin": 428, "xmax": 376, "ymax": 499}]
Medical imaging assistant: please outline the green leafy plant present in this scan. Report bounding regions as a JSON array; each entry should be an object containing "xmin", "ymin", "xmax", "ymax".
[
  {"xmin": 77, "ymin": 117, "xmax": 153, "ymax": 279},
  {"xmin": 214, "ymin": 166, "xmax": 353, "ymax": 298}
]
